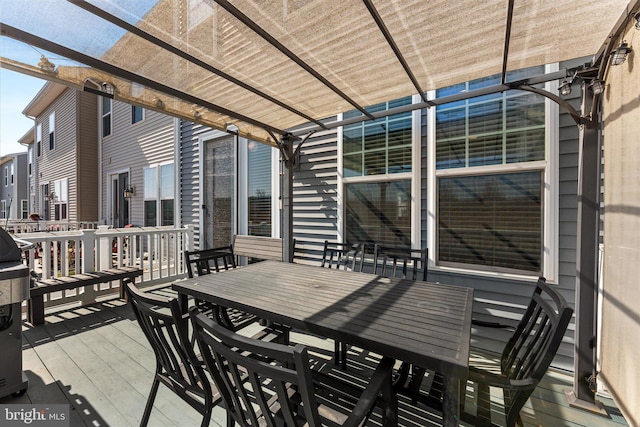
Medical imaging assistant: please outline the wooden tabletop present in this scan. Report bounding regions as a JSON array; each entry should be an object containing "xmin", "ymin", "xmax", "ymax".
[{"xmin": 172, "ymin": 260, "xmax": 473, "ymax": 378}]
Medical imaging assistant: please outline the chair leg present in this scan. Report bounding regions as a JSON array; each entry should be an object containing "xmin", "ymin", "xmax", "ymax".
[
  {"xmin": 140, "ymin": 377, "xmax": 160, "ymax": 427},
  {"xmin": 200, "ymin": 406, "xmax": 212, "ymax": 427}
]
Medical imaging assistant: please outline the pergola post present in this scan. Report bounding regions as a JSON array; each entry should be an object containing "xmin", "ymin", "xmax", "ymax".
[
  {"xmin": 279, "ymin": 133, "xmax": 297, "ymax": 263},
  {"xmin": 565, "ymin": 82, "xmax": 606, "ymax": 414}
]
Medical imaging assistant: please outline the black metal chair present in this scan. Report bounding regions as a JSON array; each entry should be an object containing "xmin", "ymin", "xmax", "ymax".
[
  {"xmin": 321, "ymin": 241, "xmax": 365, "ymax": 271},
  {"xmin": 125, "ymin": 281, "xmax": 219, "ymax": 427},
  {"xmin": 190, "ymin": 309, "xmax": 398, "ymax": 427},
  {"xmin": 427, "ymin": 277, "xmax": 574, "ymax": 427},
  {"xmin": 184, "ymin": 247, "xmax": 258, "ymax": 331},
  {"xmin": 373, "ymin": 244, "xmax": 428, "ymax": 281},
  {"xmin": 322, "ymin": 241, "xmax": 365, "ymax": 367}
]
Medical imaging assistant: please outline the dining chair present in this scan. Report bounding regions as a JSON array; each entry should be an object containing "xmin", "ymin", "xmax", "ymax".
[
  {"xmin": 322, "ymin": 241, "xmax": 365, "ymax": 367},
  {"xmin": 190, "ymin": 309, "xmax": 398, "ymax": 427},
  {"xmin": 125, "ymin": 281, "xmax": 219, "ymax": 427},
  {"xmin": 184, "ymin": 247, "xmax": 258, "ymax": 331},
  {"xmin": 321, "ymin": 241, "xmax": 365, "ymax": 271},
  {"xmin": 373, "ymin": 244, "xmax": 428, "ymax": 281},
  {"xmin": 426, "ymin": 277, "xmax": 574, "ymax": 427}
]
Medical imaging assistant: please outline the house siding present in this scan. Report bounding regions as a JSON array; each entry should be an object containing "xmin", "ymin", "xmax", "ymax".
[
  {"xmin": 178, "ymin": 120, "xmax": 215, "ymax": 249},
  {"xmin": 101, "ymin": 101, "xmax": 175, "ymax": 226},
  {"xmin": 34, "ymin": 89, "xmax": 80, "ymax": 220},
  {"xmin": 292, "ymin": 124, "xmax": 340, "ymax": 264}
]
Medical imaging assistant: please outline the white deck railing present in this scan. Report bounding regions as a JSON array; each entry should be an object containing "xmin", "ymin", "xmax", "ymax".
[
  {"xmin": 5, "ymin": 219, "xmax": 99, "ymax": 233},
  {"xmin": 15, "ymin": 225, "xmax": 194, "ymax": 311}
]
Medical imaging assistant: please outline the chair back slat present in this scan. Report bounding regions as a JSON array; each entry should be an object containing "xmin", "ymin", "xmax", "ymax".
[
  {"xmin": 373, "ymin": 244, "xmax": 428, "ymax": 281},
  {"xmin": 191, "ymin": 310, "xmax": 323, "ymax": 427},
  {"xmin": 321, "ymin": 241, "xmax": 365, "ymax": 271}
]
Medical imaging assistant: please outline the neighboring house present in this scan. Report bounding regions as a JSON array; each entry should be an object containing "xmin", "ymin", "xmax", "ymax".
[
  {"xmin": 99, "ymin": 97, "xmax": 177, "ymax": 228},
  {"xmin": 22, "ymin": 82, "xmax": 99, "ymax": 222},
  {"xmin": 0, "ymin": 152, "xmax": 28, "ymax": 220}
]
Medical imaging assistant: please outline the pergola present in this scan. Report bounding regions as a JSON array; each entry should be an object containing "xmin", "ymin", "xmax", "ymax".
[{"xmin": 2, "ymin": 0, "xmax": 638, "ymax": 420}]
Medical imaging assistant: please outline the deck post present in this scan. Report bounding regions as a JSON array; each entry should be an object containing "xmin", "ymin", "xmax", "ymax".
[
  {"xmin": 280, "ymin": 133, "xmax": 297, "ymax": 263},
  {"xmin": 565, "ymin": 82, "xmax": 607, "ymax": 415}
]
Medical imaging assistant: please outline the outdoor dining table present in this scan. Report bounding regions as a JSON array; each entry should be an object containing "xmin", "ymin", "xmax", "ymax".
[{"xmin": 172, "ymin": 260, "xmax": 474, "ymax": 427}]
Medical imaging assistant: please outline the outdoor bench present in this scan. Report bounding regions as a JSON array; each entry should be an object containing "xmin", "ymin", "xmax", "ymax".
[
  {"xmin": 27, "ymin": 267, "xmax": 143, "ymax": 326},
  {"xmin": 232, "ymin": 235, "xmax": 283, "ymax": 262}
]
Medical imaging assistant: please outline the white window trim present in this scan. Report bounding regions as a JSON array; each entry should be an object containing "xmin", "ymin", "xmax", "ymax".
[
  {"xmin": 131, "ymin": 105, "xmax": 145, "ymax": 125},
  {"xmin": 339, "ymin": 98, "xmax": 421, "ymax": 249},
  {"xmin": 101, "ymin": 97, "xmax": 112, "ymax": 138},
  {"xmin": 426, "ymin": 66, "xmax": 559, "ymax": 283}
]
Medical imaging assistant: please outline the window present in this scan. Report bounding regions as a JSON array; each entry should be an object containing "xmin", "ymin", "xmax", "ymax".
[
  {"xmin": 343, "ymin": 97, "xmax": 413, "ymax": 177},
  {"xmin": 0, "ymin": 200, "xmax": 5, "ymax": 219},
  {"xmin": 28, "ymin": 146, "xmax": 33, "ymax": 175},
  {"xmin": 435, "ymin": 66, "xmax": 546, "ymax": 274},
  {"xmin": 343, "ymin": 97, "xmax": 414, "ymax": 249},
  {"xmin": 37, "ymin": 124, "xmax": 42, "ymax": 157},
  {"xmin": 247, "ymin": 142, "xmax": 272, "ymax": 236},
  {"xmin": 10, "ymin": 163, "xmax": 14, "ymax": 184},
  {"xmin": 21, "ymin": 200, "xmax": 28, "ymax": 219},
  {"xmin": 3, "ymin": 167, "xmax": 7, "ymax": 186},
  {"xmin": 346, "ymin": 180, "xmax": 411, "ymax": 248},
  {"xmin": 102, "ymin": 97, "xmax": 112, "ymax": 137},
  {"xmin": 49, "ymin": 112, "xmax": 55, "ymax": 150},
  {"xmin": 144, "ymin": 163, "xmax": 175, "ymax": 226},
  {"xmin": 159, "ymin": 163, "xmax": 174, "ymax": 226},
  {"xmin": 53, "ymin": 179, "xmax": 68, "ymax": 220},
  {"xmin": 132, "ymin": 105, "xmax": 144, "ymax": 124}
]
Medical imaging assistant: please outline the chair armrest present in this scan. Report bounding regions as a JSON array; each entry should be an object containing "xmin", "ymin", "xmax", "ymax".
[
  {"xmin": 342, "ymin": 356, "xmax": 395, "ymax": 427},
  {"xmin": 469, "ymin": 366, "xmax": 537, "ymax": 391}
]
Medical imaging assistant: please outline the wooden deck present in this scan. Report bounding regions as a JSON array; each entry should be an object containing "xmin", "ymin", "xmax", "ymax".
[{"xmin": 1, "ymin": 287, "xmax": 630, "ymax": 427}]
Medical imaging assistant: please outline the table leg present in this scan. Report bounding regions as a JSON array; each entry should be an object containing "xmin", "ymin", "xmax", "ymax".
[
  {"xmin": 177, "ymin": 292, "xmax": 189, "ymax": 313},
  {"xmin": 442, "ymin": 375, "xmax": 460, "ymax": 427}
]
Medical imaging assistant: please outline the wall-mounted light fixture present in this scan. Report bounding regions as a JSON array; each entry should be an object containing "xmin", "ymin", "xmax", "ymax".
[
  {"xmin": 48, "ymin": 191, "xmax": 56, "ymax": 202},
  {"xmin": 610, "ymin": 41, "xmax": 632, "ymax": 66},
  {"xmin": 589, "ymin": 79, "xmax": 604, "ymax": 95},
  {"xmin": 558, "ymin": 78, "xmax": 573, "ymax": 96},
  {"xmin": 101, "ymin": 82, "xmax": 115, "ymax": 97},
  {"xmin": 124, "ymin": 186, "xmax": 135, "ymax": 199},
  {"xmin": 635, "ymin": 12, "xmax": 640, "ymax": 30}
]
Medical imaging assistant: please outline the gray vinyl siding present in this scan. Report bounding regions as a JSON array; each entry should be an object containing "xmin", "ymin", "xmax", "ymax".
[
  {"xmin": 33, "ymin": 88, "xmax": 93, "ymax": 222},
  {"xmin": 178, "ymin": 120, "xmax": 214, "ymax": 249},
  {"xmin": 101, "ymin": 102, "xmax": 175, "ymax": 226},
  {"xmin": 292, "ymin": 123, "xmax": 340, "ymax": 264}
]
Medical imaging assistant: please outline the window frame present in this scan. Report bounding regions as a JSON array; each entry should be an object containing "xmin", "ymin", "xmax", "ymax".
[
  {"xmin": 102, "ymin": 97, "xmax": 112, "ymax": 137},
  {"xmin": 131, "ymin": 105, "xmax": 145, "ymax": 125},
  {"xmin": 143, "ymin": 162, "xmax": 175, "ymax": 226},
  {"xmin": 36, "ymin": 124, "xmax": 42, "ymax": 157},
  {"xmin": 21, "ymin": 199, "xmax": 28, "ymax": 219},
  {"xmin": 339, "ymin": 95, "xmax": 422, "ymax": 251},
  {"xmin": 49, "ymin": 112, "xmax": 55, "ymax": 150},
  {"xmin": 426, "ymin": 64, "xmax": 559, "ymax": 281}
]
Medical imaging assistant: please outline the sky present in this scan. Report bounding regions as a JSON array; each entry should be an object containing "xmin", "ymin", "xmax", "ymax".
[{"xmin": 0, "ymin": 69, "xmax": 47, "ymax": 156}]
